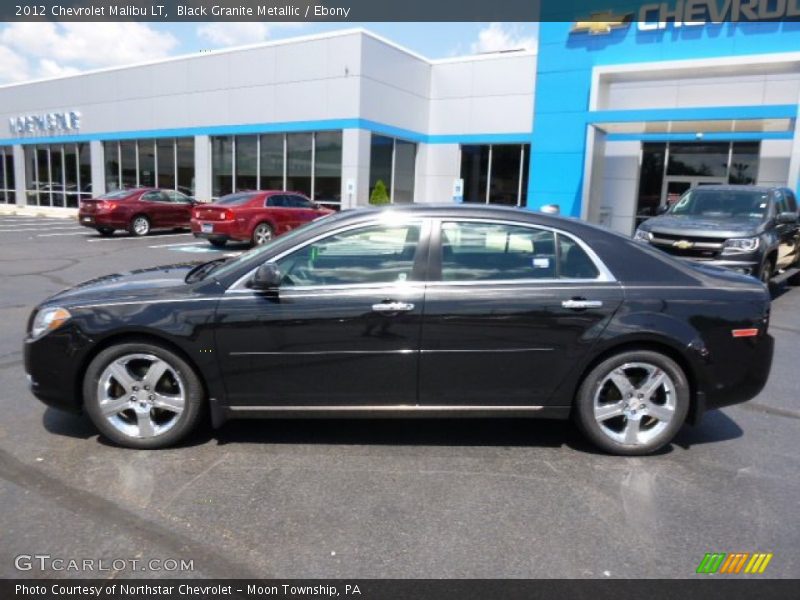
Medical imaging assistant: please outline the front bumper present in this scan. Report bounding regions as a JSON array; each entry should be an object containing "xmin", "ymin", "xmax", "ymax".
[
  {"xmin": 24, "ymin": 325, "xmax": 90, "ymax": 413},
  {"xmin": 683, "ymin": 258, "xmax": 760, "ymax": 276}
]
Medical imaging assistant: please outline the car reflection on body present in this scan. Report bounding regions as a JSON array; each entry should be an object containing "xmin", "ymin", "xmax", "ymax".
[
  {"xmin": 25, "ymin": 205, "xmax": 773, "ymax": 454},
  {"xmin": 78, "ymin": 188, "xmax": 197, "ymax": 237}
]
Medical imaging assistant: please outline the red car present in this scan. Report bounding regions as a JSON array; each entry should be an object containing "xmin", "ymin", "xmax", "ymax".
[
  {"xmin": 78, "ymin": 188, "xmax": 197, "ymax": 237},
  {"xmin": 191, "ymin": 191, "xmax": 333, "ymax": 247}
]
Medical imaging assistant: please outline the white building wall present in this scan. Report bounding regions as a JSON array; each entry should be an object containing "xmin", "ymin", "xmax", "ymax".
[
  {"xmin": 758, "ymin": 139, "xmax": 793, "ymax": 187},
  {"xmin": 415, "ymin": 144, "xmax": 461, "ymax": 203},
  {"xmin": 596, "ymin": 141, "xmax": 641, "ymax": 236}
]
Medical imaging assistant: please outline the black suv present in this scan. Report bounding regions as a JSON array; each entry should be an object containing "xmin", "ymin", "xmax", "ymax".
[{"xmin": 634, "ymin": 185, "xmax": 800, "ymax": 284}]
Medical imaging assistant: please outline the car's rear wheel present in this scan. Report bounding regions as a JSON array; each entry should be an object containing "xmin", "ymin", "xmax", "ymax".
[
  {"xmin": 574, "ymin": 350, "xmax": 689, "ymax": 456},
  {"xmin": 252, "ymin": 222, "xmax": 273, "ymax": 246},
  {"xmin": 209, "ymin": 238, "xmax": 227, "ymax": 248},
  {"xmin": 83, "ymin": 342, "xmax": 204, "ymax": 449},
  {"xmin": 129, "ymin": 215, "xmax": 151, "ymax": 237},
  {"xmin": 96, "ymin": 227, "xmax": 114, "ymax": 237}
]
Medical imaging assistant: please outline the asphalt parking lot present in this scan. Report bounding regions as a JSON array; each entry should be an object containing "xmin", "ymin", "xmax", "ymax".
[{"xmin": 0, "ymin": 213, "xmax": 798, "ymax": 579}]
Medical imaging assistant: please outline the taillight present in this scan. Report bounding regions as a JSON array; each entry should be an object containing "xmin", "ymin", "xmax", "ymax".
[
  {"xmin": 98, "ymin": 201, "xmax": 117, "ymax": 210},
  {"xmin": 221, "ymin": 209, "xmax": 232, "ymax": 221}
]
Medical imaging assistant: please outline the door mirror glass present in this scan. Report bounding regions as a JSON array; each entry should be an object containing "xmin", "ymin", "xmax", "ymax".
[{"xmin": 249, "ymin": 263, "xmax": 282, "ymax": 291}]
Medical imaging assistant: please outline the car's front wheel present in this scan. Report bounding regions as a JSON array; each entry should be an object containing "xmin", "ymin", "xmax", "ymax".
[
  {"xmin": 574, "ymin": 350, "xmax": 690, "ymax": 455},
  {"xmin": 83, "ymin": 342, "xmax": 204, "ymax": 449}
]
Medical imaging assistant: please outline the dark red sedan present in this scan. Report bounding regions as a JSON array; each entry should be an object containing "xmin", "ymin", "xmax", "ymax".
[
  {"xmin": 191, "ymin": 191, "xmax": 333, "ymax": 247},
  {"xmin": 78, "ymin": 188, "xmax": 197, "ymax": 237}
]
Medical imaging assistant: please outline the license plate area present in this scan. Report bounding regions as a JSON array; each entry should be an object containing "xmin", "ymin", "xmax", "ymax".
[{"xmin": 201, "ymin": 223, "xmax": 213, "ymax": 233}]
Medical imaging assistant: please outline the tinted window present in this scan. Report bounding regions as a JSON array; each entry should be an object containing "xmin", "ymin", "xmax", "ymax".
[
  {"xmin": 558, "ymin": 235, "xmax": 599, "ymax": 279},
  {"xmin": 98, "ymin": 190, "xmax": 134, "ymax": 200},
  {"xmin": 165, "ymin": 190, "xmax": 191, "ymax": 203},
  {"xmin": 287, "ymin": 194, "xmax": 313, "ymax": 208},
  {"xmin": 276, "ymin": 223, "xmax": 421, "ymax": 286},
  {"xmin": 216, "ymin": 192, "xmax": 258, "ymax": 206},
  {"xmin": 669, "ymin": 189, "xmax": 769, "ymax": 219},
  {"xmin": 785, "ymin": 189, "xmax": 798, "ymax": 213},
  {"xmin": 266, "ymin": 194, "xmax": 288, "ymax": 207},
  {"xmin": 440, "ymin": 222, "xmax": 557, "ymax": 281}
]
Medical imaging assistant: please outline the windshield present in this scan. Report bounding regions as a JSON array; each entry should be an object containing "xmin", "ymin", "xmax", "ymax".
[
  {"xmin": 214, "ymin": 192, "xmax": 259, "ymax": 206},
  {"xmin": 668, "ymin": 189, "xmax": 769, "ymax": 219},
  {"xmin": 208, "ymin": 212, "xmax": 340, "ymax": 281}
]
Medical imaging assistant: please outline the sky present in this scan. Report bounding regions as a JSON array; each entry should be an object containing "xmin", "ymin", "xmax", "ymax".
[{"xmin": 0, "ymin": 22, "xmax": 539, "ymax": 85}]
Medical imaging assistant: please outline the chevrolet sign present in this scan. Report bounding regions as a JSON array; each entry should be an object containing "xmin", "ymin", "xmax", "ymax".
[
  {"xmin": 9, "ymin": 111, "xmax": 81, "ymax": 136},
  {"xmin": 673, "ymin": 240, "xmax": 694, "ymax": 250},
  {"xmin": 571, "ymin": 11, "xmax": 633, "ymax": 34}
]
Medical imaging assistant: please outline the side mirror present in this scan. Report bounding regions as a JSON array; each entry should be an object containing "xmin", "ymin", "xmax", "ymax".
[
  {"xmin": 777, "ymin": 211, "xmax": 798, "ymax": 224},
  {"xmin": 657, "ymin": 205, "xmax": 669, "ymax": 215},
  {"xmin": 248, "ymin": 263, "xmax": 282, "ymax": 291}
]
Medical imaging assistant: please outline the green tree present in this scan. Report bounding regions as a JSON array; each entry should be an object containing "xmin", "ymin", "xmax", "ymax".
[{"xmin": 369, "ymin": 179, "xmax": 390, "ymax": 205}]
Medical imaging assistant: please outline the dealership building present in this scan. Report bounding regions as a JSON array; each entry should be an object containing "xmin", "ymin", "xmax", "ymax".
[{"xmin": 1, "ymin": 21, "xmax": 800, "ymax": 234}]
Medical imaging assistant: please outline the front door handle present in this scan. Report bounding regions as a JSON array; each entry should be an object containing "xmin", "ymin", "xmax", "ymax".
[
  {"xmin": 372, "ymin": 301, "xmax": 415, "ymax": 313},
  {"xmin": 562, "ymin": 299, "xmax": 603, "ymax": 310}
]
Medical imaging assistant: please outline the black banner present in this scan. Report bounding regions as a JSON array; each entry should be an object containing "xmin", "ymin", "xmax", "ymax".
[
  {"xmin": 3, "ymin": 579, "xmax": 799, "ymax": 600},
  {"xmin": 3, "ymin": 0, "xmax": 800, "ymax": 22}
]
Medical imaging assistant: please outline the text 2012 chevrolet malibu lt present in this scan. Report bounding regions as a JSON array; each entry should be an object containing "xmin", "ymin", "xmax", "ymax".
[{"xmin": 24, "ymin": 205, "xmax": 774, "ymax": 454}]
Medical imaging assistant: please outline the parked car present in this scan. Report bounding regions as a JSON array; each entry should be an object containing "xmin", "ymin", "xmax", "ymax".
[
  {"xmin": 78, "ymin": 188, "xmax": 197, "ymax": 237},
  {"xmin": 25, "ymin": 205, "xmax": 773, "ymax": 454},
  {"xmin": 190, "ymin": 191, "xmax": 333, "ymax": 248},
  {"xmin": 634, "ymin": 185, "xmax": 800, "ymax": 284}
]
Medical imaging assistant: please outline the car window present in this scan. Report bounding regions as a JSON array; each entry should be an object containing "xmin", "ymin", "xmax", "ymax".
[
  {"xmin": 774, "ymin": 190, "xmax": 789, "ymax": 214},
  {"xmin": 440, "ymin": 222, "xmax": 556, "ymax": 281},
  {"xmin": 287, "ymin": 194, "xmax": 313, "ymax": 208},
  {"xmin": 165, "ymin": 190, "xmax": 191, "ymax": 203},
  {"xmin": 785, "ymin": 190, "xmax": 798, "ymax": 213},
  {"xmin": 141, "ymin": 191, "xmax": 166, "ymax": 202},
  {"xmin": 266, "ymin": 195, "xmax": 288, "ymax": 208},
  {"xmin": 669, "ymin": 189, "xmax": 770, "ymax": 218},
  {"xmin": 216, "ymin": 192, "xmax": 259, "ymax": 206},
  {"xmin": 558, "ymin": 234, "xmax": 599, "ymax": 279},
  {"xmin": 275, "ymin": 223, "xmax": 421, "ymax": 287}
]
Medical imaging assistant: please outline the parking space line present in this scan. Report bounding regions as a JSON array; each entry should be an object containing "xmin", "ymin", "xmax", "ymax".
[
  {"xmin": 0, "ymin": 226, "xmax": 83, "ymax": 233},
  {"xmin": 148, "ymin": 241, "xmax": 206, "ymax": 248},
  {"xmin": 86, "ymin": 233, "xmax": 192, "ymax": 243},
  {"xmin": 37, "ymin": 231, "xmax": 95, "ymax": 237}
]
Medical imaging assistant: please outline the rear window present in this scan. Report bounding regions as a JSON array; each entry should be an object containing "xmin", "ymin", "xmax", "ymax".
[
  {"xmin": 98, "ymin": 190, "xmax": 134, "ymax": 200},
  {"xmin": 215, "ymin": 192, "xmax": 259, "ymax": 206}
]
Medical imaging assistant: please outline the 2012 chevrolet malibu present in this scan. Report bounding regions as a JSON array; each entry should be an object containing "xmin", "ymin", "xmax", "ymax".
[{"xmin": 24, "ymin": 205, "xmax": 774, "ymax": 454}]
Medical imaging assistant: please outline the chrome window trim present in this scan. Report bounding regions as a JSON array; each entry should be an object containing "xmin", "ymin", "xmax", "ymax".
[{"xmin": 226, "ymin": 215, "xmax": 617, "ymax": 293}]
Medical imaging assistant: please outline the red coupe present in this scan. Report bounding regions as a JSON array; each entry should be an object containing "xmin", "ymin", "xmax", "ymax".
[
  {"xmin": 78, "ymin": 188, "xmax": 197, "ymax": 237},
  {"xmin": 191, "ymin": 191, "xmax": 333, "ymax": 247}
]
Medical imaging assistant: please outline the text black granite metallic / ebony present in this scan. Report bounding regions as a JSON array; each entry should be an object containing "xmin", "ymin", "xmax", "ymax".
[{"xmin": 24, "ymin": 205, "xmax": 774, "ymax": 454}]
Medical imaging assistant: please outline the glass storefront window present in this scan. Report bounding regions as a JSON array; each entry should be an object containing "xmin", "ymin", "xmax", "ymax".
[
  {"xmin": 157, "ymin": 139, "xmax": 175, "ymax": 190},
  {"xmin": 314, "ymin": 131, "xmax": 342, "ymax": 206},
  {"xmin": 368, "ymin": 134, "xmax": 417, "ymax": 204},
  {"xmin": 636, "ymin": 143, "xmax": 666, "ymax": 225},
  {"xmin": 259, "ymin": 134, "xmax": 284, "ymax": 191},
  {"xmin": 138, "ymin": 140, "xmax": 156, "ymax": 188},
  {"xmin": 235, "ymin": 136, "xmax": 258, "ymax": 192},
  {"xmin": 0, "ymin": 147, "xmax": 15, "ymax": 204},
  {"xmin": 176, "ymin": 138, "xmax": 195, "ymax": 197},
  {"xmin": 78, "ymin": 143, "xmax": 91, "ymax": 201},
  {"xmin": 105, "ymin": 141, "xmax": 120, "ymax": 191},
  {"xmin": 729, "ymin": 142, "xmax": 760, "ymax": 184},
  {"xmin": 286, "ymin": 133, "xmax": 313, "ymax": 197},
  {"xmin": 212, "ymin": 136, "xmax": 234, "ymax": 198},
  {"xmin": 120, "ymin": 141, "xmax": 137, "ymax": 189},
  {"xmin": 667, "ymin": 143, "xmax": 729, "ymax": 178},
  {"xmin": 460, "ymin": 144, "xmax": 529, "ymax": 206},
  {"xmin": 63, "ymin": 144, "xmax": 79, "ymax": 208}
]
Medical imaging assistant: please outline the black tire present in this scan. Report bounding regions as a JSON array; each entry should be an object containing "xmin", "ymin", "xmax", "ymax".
[
  {"xmin": 574, "ymin": 350, "xmax": 690, "ymax": 456},
  {"xmin": 252, "ymin": 222, "xmax": 274, "ymax": 246},
  {"xmin": 83, "ymin": 341, "xmax": 205, "ymax": 449},
  {"xmin": 209, "ymin": 239, "xmax": 227, "ymax": 248},
  {"xmin": 758, "ymin": 258, "xmax": 773, "ymax": 286},
  {"xmin": 96, "ymin": 227, "xmax": 114, "ymax": 237},
  {"xmin": 128, "ymin": 215, "xmax": 151, "ymax": 237}
]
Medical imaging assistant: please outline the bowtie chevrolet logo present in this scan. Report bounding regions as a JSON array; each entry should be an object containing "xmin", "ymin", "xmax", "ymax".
[
  {"xmin": 673, "ymin": 240, "xmax": 694, "ymax": 250},
  {"xmin": 571, "ymin": 11, "xmax": 633, "ymax": 35}
]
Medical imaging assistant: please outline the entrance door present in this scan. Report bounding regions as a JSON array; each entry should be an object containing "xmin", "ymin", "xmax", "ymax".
[{"xmin": 660, "ymin": 177, "xmax": 727, "ymax": 210}]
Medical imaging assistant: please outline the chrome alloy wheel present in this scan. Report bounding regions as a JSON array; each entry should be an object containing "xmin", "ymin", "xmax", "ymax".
[
  {"xmin": 96, "ymin": 353, "xmax": 185, "ymax": 439},
  {"xmin": 253, "ymin": 223, "xmax": 273, "ymax": 245},
  {"xmin": 593, "ymin": 362, "xmax": 677, "ymax": 446},
  {"xmin": 132, "ymin": 216, "xmax": 150, "ymax": 236}
]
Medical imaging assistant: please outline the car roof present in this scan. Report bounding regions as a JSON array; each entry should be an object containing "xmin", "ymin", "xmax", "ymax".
[{"xmin": 687, "ymin": 184, "xmax": 775, "ymax": 193}]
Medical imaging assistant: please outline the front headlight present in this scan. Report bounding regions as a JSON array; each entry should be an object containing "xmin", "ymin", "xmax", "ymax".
[
  {"xmin": 633, "ymin": 228, "xmax": 652, "ymax": 242},
  {"xmin": 722, "ymin": 237, "xmax": 760, "ymax": 254},
  {"xmin": 30, "ymin": 307, "xmax": 72, "ymax": 339}
]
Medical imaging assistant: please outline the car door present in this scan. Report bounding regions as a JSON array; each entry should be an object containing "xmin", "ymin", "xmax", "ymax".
[
  {"xmin": 418, "ymin": 219, "xmax": 624, "ymax": 407},
  {"xmin": 286, "ymin": 194, "xmax": 321, "ymax": 226},
  {"xmin": 213, "ymin": 218, "xmax": 429, "ymax": 407},
  {"xmin": 139, "ymin": 190, "xmax": 170, "ymax": 227},
  {"xmin": 164, "ymin": 190, "xmax": 194, "ymax": 226},
  {"xmin": 263, "ymin": 194, "xmax": 295, "ymax": 234}
]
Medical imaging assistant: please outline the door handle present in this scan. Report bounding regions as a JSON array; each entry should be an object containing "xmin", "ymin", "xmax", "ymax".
[
  {"xmin": 562, "ymin": 299, "xmax": 603, "ymax": 310},
  {"xmin": 372, "ymin": 301, "xmax": 415, "ymax": 313}
]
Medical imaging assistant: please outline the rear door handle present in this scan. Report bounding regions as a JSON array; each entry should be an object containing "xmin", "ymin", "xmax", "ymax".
[
  {"xmin": 562, "ymin": 299, "xmax": 603, "ymax": 310},
  {"xmin": 372, "ymin": 302, "xmax": 415, "ymax": 313}
]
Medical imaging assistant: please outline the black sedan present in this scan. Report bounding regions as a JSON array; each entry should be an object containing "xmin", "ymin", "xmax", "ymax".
[{"xmin": 24, "ymin": 205, "xmax": 774, "ymax": 454}]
